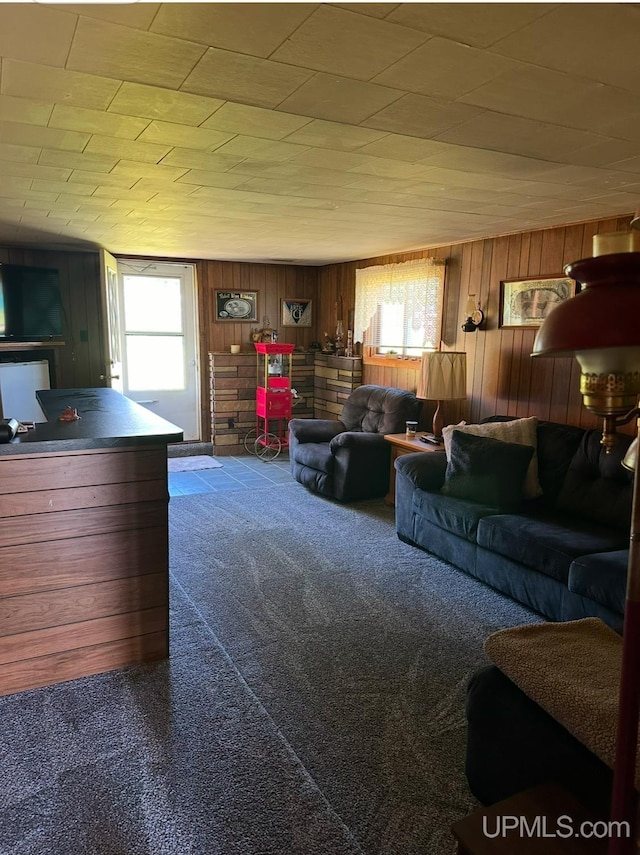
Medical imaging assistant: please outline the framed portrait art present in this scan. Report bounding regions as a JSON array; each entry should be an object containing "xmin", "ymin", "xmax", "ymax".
[
  {"xmin": 281, "ymin": 298, "xmax": 312, "ymax": 327},
  {"xmin": 215, "ymin": 291, "xmax": 258, "ymax": 322},
  {"xmin": 499, "ymin": 275, "xmax": 577, "ymax": 329}
]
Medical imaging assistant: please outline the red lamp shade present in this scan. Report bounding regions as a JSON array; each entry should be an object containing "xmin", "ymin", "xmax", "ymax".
[{"xmin": 532, "ymin": 252, "xmax": 640, "ymax": 450}]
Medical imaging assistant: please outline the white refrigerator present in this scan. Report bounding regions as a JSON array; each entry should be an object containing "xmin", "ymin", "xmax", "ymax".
[{"xmin": 0, "ymin": 361, "xmax": 50, "ymax": 422}]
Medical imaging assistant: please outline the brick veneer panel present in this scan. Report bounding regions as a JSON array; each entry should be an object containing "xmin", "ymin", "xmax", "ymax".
[
  {"xmin": 209, "ymin": 351, "xmax": 314, "ymax": 455},
  {"xmin": 313, "ymin": 354, "xmax": 363, "ymax": 419}
]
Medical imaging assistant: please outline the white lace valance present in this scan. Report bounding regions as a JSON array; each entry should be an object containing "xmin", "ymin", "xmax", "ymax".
[{"xmin": 354, "ymin": 258, "xmax": 446, "ymax": 352}]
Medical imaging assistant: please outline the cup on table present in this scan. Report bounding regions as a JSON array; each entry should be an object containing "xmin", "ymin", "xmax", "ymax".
[
  {"xmin": 406, "ymin": 420, "xmax": 418, "ymax": 438},
  {"xmin": 230, "ymin": 344, "xmax": 241, "ymax": 354}
]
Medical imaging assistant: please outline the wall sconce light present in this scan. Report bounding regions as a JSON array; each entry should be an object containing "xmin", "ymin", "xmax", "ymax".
[{"xmin": 461, "ymin": 296, "xmax": 485, "ymax": 333}]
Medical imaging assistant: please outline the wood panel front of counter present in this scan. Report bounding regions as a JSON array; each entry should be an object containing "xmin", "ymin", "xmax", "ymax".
[{"xmin": 0, "ymin": 444, "xmax": 169, "ymax": 696}]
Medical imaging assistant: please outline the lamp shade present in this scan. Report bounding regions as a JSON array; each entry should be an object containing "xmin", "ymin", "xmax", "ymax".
[
  {"xmin": 532, "ymin": 253, "xmax": 640, "ymax": 446},
  {"xmin": 532, "ymin": 253, "xmax": 640, "ymax": 358},
  {"xmin": 417, "ymin": 351, "xmax": 466, "ymax": 401}
]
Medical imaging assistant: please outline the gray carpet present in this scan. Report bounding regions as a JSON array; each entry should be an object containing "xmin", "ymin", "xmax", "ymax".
[{"xmin": 0, "ymin": 483, "xmax": 541, "ymax": 855}]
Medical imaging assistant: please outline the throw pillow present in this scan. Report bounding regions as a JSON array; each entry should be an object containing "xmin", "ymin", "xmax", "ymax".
[
  {"xmin": 441, "ymin": 416, "xmax": 542, "ymax": 499},
  {"xmin": 441, "ymin": 430, "xmax": 535, "ymax": 508}
]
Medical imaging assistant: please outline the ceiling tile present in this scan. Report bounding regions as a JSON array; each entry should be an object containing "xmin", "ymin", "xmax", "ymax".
[
  {"xmin": 282, "ymin": 119, "xmax": 387, "ymax": 151},
  {"xmin": 363, "ymin": 94, "xmax": 482, "ymax": 138},
  {"xmin": 182, "ymin": 48, "xmax": 312, "ymax": 110},
  {"xmin": 50, "ymin": 104, "xmax": 149, "ymax": 139},
  {"xmin": 132, "ymin": 178, "xmax": 198, "ymax": 197},
  {"xmin": 108, "ymin": 82, "xmax": 223, "ymax": 127},
  {"xmin": 419, "ymin": 145, "xmax": 557, "ymax": 178},
  {"xmin": 227, "ymin": 160, "xmax": 358, "ymax": 187},
  {"xmin": 0, "ymin": 94, "xmax": 52, "ymax": 126},
  {"xmin": 201, "ymin": 103, "xmax": 311, "ymax": 141},
  {"xmin": 2, "ymin": 60, "xmax": 120, "ymax": 111},
  {"xmin": 67, "ymin": 17, "xmax": 206, "ymax": 89},
  {"xmin": 0, "ymin": 4, "xmax": 76, "ymax": 67},
  {"xmin": 434, "ymin": 111, "xmax": 605, "ymax": 162},
  {"xmin": 490, "ymin": 4, "xmax": 640, "ymax": 94},
  {"xmin": 460, "ymin": 65, "xmax": 640, "ymax": 134},
  {"xmin": 175, "ymin": 170, "xmax": 251, "ymax": 190},
  {"xmin": 214, "ymin": 136, "xmax": 309, "ymax": 162},
  {"xmin": 335, "ymin": 4, "xmax": 400, "ymax": 20},
  {"xmin": 607, "ymin": 155, "xmax": 640, "ymax": 175},
  {"xmin": 151, "ymin": 3, "xmax": 316, "ymax": 57},
  {"xmin": 69, "ymin": 169, "xmax": 137, "ymax": 189},
  {"xmin": 0, "ymin": 141, "xmax": 40, "ymax": 164},
  {"xmin": 39, "ymin": 148, "xmax": 118, "ymax": 172},
  {"xmin": 356, "ymin": 133, "xmax": 448, "ymax": 162},
  {"xmin": 387, "ymin": 3, "xmax": 554, "ymax": 48},
  {"xmin": 0, "ymin": 121, "xmax": 88, "ymax": 152},
  {"xmin": 159, "ymin": 148, "xmax": 246, "ymax": 172},
  {"xmin": 278, "ymin": 73, "xmax": 401, "ymax": 124},
  {"xmin": 271, "ymin": 5, "xmax": 427, "ymax": 80},
  {"xmin": 0, "ymin": 161, "xmax": 71, "ymax": 182},
  {"xmin": 54, "ymin": 3, "xmax": 161, "ymax": 29},
  {"xmin": 569, "ymin": 138, "xmax": 640, "ymax": 169},
  {"xmin": 32, "ymin": 178, "xmax": 96, "ymax": 196},
  {"xmin": 373, "ymin": 37, "xmax": 518, "ymax": 100},
  {"xmin": 84, "ymin": 135, "xmax": 172, "ymax": 163},
  {"xmin": 110, "ymin": 161, "xmax": 190, "ymax": 182},
  {"xmin": 136, "ymin": 120, "xmax": 234, "ymax": 151}
]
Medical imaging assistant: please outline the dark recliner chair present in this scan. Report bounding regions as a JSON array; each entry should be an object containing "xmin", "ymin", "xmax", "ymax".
[{"xmin": 288, "ymin": 384, "xmax": 420, "ymax": 502}]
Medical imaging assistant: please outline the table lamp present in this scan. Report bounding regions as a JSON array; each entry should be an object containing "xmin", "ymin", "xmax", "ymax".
[
  {"xmin": 416, "ymin": 351, "xmax": 466, "ymax": 444},
  {"xmin": 532, "ymin": 225, "xmax": 640, "ymax": 855}
]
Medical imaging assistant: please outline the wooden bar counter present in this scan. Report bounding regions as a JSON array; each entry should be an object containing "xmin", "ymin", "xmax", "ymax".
[{"xmin": 0, "ymin": 388, "xmax": 183, "ymax": 696}]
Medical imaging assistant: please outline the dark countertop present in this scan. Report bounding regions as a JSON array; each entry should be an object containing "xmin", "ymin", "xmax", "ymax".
[{"xmin": 0, "ymin": 388, "xmax": 184, "ymax": 456}]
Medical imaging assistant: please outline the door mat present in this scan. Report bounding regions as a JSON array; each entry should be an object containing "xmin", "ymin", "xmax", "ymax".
[{"xmin": 168, "ymin": 456, "xmax": 223, "ymax": 473}]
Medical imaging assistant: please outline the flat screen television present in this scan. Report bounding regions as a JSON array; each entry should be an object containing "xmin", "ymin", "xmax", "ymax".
[{"xmin": 0, "ymin": 263, "xmax": 63, "ymax": 341}]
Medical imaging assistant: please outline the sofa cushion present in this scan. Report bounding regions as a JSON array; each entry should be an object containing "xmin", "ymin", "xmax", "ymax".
[
  {"xmin": 556, "ymin": 430, "xmax": 633, "ymax": 532},
  {"xmin": 477, "ymin": 511, "xmax": 629, "ymax": 583},
  {"xmin": 441, "ymin": 430, "xmax": 534, "ymax": 509},
  {"xmin": 413, "ymin": 490, "xmax": 500, "ymax": 542},
  {"xmin": 442, "ymin": 416, "xmax": 541, "ymax": 499},
  {"xmin": 291, "ymin": 441, "xmax": 334, "ymax": 473},
  {"xmin": 340, "ymin": 385, "xmax": 419, "ymax": 434},
  {"xmin": 568, "ymin": 551, "xmax": 629, "ymax": 615}
]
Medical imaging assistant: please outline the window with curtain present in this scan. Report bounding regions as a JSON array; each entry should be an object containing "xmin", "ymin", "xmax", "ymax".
[{"xmin": 354, "ymin": 258, "xmax": 446, "ymax": 355}]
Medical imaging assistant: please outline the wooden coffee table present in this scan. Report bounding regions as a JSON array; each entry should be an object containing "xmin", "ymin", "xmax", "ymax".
[{"xmin": 383, "ymin": 431, "xmax": 445, "ymax": 505}]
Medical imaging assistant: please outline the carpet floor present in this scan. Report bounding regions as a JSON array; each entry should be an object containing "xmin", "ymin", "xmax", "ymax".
[{"xmin": 0, "ymin": 483, "xmax": 541, "ymax": 855}]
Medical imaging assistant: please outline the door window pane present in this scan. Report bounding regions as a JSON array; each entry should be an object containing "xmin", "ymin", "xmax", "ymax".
[
  {"xmin": 125, "ymin": 335, "xmax": 185, "ymax": 390},
  {"xmin": 122, "ymin": 276, "xmax": 182, "ymax": 333}
]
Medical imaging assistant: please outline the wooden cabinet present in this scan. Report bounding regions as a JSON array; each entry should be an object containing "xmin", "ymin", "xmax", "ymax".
[{"xmin": 0, "ymin": 445, "xmax": 170, "ymax": 696}]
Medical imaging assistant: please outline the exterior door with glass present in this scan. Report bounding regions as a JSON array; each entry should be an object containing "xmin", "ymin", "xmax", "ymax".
[{"xmin": 119, "ymin": 262, "xmax": 199, "ymax": 441}]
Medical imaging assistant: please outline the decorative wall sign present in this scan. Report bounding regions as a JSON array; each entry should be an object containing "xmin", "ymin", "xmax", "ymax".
[
  {"xmin": 281, "ymin": 298, "xmax": 312, "ymax": 327},
  {"xmin": 499, "ymin": 275, "xmax": 577, "ymax": 328},
  {"xmin": 215, "ymin": 291, "xmax": 258, "ymax": 322}
]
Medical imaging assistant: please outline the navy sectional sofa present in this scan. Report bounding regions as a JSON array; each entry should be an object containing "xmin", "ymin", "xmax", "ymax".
[{"xmin": 395, "ymin": 418, "xmax": 633, "ymax": 631}]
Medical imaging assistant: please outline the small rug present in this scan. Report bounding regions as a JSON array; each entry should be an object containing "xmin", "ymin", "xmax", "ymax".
[{"xmin": 168, "ymin": 455, "xmax": 223, "ymax": 472}]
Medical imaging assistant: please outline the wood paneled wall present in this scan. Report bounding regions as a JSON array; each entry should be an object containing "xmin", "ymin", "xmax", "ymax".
[
  {"xmin": 0, "ymin": 246, "xmax": 103, "ymax": 389},
  {"xmin": 317, "ymin": 214, "xmax": 636, "ymax": 435},
  {"xmin": 2, "ymin": 210, "xmax": 636, "ymax": 440}
]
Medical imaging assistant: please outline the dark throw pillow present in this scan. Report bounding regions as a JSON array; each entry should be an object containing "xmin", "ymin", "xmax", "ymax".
[{"xmin": 441, "ymin": 430, "xmax": 535, "ymax": 508}]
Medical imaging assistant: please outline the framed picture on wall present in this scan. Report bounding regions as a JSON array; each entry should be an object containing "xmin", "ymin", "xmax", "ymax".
[
  {"xmin": 281, "ymin": 298, "xmax": 312, "ymax": 327},
  {"xmin": 499, "ymin": 275, "xmax": 577, "ymax": 328},
  {"xmin": 215, "ymin": 291, "xmax": 258, "ymax": 322}
]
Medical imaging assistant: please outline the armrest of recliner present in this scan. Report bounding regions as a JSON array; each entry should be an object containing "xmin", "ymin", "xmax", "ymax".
[
  {"xmin": 395, "ymin": 451, "xmax": 447, "ymax": 492},
  {"xmin": 329, "ymin": 431, "xmax": 387, "ymax": 452},
  {"xmin": 288, "ymin": 418, "xmax": 346, "ymax": 443}
]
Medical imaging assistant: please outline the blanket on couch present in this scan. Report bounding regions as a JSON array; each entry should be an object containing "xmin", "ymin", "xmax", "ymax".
[{"xmin": 484, "ymin": 618, "xmax": 633, "ymax": 783}]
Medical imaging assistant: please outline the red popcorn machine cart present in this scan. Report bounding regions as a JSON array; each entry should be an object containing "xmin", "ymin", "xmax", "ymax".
[{"xmin": 244, "ymin": 342, "xmax": 296, "ymax": 460}]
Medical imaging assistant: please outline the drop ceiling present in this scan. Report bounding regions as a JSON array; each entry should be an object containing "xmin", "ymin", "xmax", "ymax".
[{"xmin": 0, "ymin": 2, "xmax": 639, "ymax": 265}]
